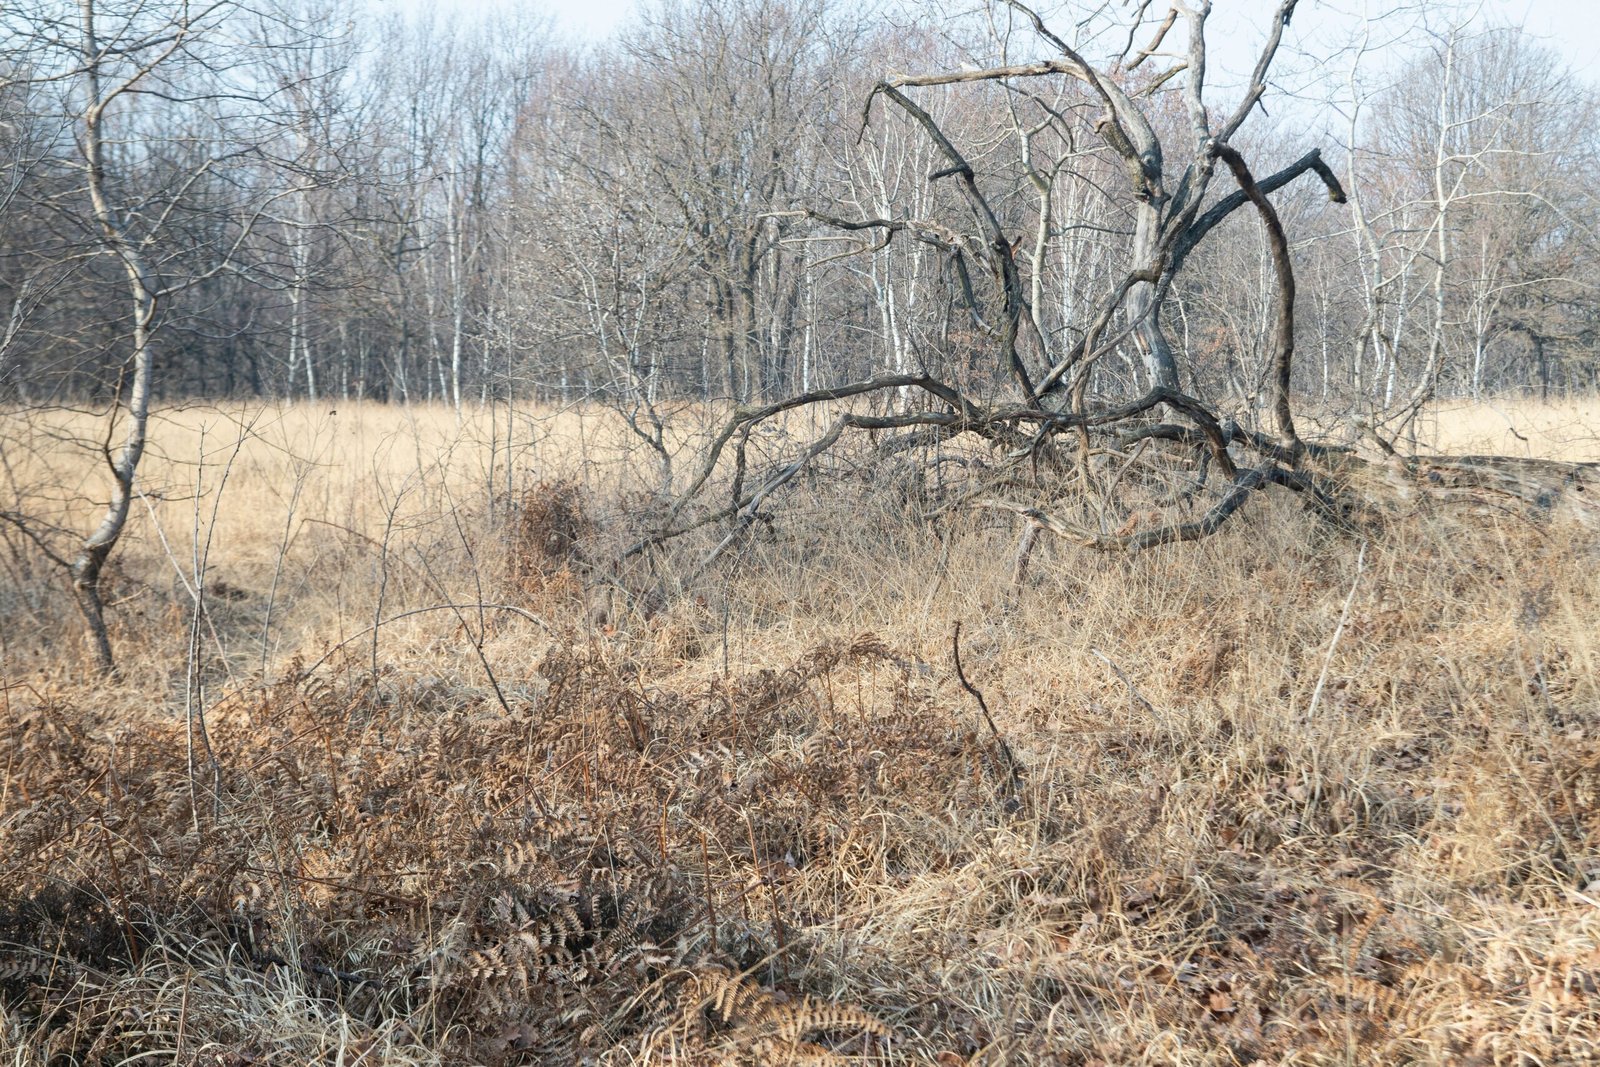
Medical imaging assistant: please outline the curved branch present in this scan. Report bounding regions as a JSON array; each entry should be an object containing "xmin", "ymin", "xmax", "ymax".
[
  {"xmin": 637, "ymin": 375, "xmax": 990, "ymax": 558},
  {"xmin": 867, "ymin": 83, "xmax": 1038, "ymax": 399},
  {"xmin": 1173, "ymin": 148, "xmax": 1346, "ymax": 275},
  {"xmin": 1116, "ymin": 462, "xmax": 1280, "ymax": 550},
  {"xmin": 1211, "ymin": 143, "xmax": 1299, "ymax": 451}
]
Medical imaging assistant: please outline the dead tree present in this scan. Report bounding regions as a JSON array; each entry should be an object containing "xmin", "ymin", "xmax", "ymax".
[{"xmin": 629, "ymin": 0, "xmax": 1596, "ymax": 573}]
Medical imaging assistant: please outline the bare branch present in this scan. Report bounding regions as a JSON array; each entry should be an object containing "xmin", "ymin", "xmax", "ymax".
[
  {"xmin": 1211, "ymin": 142, "xmax": 1299, "ymax": 451},
  {"xmin": 1127, "ymin": 7, "xmax": 1178, "ymax": 71},
  {"xmin": 1172, "ymin": 148, "xmax": 1346, "ymax": 274}
]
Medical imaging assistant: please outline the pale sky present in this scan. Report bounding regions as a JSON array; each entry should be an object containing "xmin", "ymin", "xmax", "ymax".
[
  {"xmin": 389, "ymin": 0, "xmax": 1600, "ymax": 83},
  {"xmin": 1202, "ymin": 0, "xmax": 1600, "ymax": 87}
]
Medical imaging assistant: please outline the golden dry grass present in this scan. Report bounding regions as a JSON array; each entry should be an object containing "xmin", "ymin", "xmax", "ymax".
[
  {"xmin": 1, "ymin": 398, "xmax": 1598, "ymax": 1065},
  {"xmin": 1417, "ymin": 394, "xmax": 1600, "ymax": 461}
]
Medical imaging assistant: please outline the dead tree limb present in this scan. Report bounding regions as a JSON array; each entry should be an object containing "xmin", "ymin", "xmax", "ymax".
[
  {"xmin": 1211, "ymin": 142, "xmax": 1300, "ymax": 453},
  {"xmin": 643, "ymin": 2, "xmax": 1594, "ymax": 581},
  {"xmin": 866, "ymin": 83, "xmax": 1038, "ymax": 399},
  {"xmin": 1172, "ymin": 148, "xmax": 1346, "ymax": 276}
]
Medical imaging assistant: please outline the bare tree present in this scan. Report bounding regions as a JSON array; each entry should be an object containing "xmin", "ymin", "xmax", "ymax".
[
  {"xmin": 2, "ymin": 0, "xmax": 342, "ymax": 673},
  {"xmin": 1331, "ymin": 11, "xmax": 1600, "ymax": 422},
  {"xmin": 627, "ymin": 0, "xmax": 1361, "ymax": 571}
]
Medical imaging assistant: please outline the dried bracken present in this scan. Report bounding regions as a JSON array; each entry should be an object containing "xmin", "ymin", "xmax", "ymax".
[{"xmin": 2, "ymin": 402, "xmax": 1598, "ymax": 1066}]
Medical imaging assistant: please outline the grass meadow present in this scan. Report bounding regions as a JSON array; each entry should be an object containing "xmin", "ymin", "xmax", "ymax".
[{"xmin": 0, "ymin": 395, "xmax": 1597, "ymax": 1064}]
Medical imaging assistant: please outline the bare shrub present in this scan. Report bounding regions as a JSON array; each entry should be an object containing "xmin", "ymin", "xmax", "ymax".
[{"xmin": 507, "ymin": 480, "xmax": 592, "ymax": 601}]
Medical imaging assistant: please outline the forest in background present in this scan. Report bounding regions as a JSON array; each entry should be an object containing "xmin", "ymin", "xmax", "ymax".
[{"xmin": 2, "ymin": 0, "xmax": 1597, "ymax": 416}]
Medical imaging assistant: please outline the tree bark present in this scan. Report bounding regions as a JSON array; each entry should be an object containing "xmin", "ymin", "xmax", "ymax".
[
  {"xmin": 1130, "ymin": 201, "xmax": 1180, "ymax": 389},
  {"xmin": 68, "ymin": 0, "xmax": 163, "ymax": 675}
]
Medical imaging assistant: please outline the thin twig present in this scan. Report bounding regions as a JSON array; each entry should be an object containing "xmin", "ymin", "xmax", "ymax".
[
  {"xmin": 1307, "ymin": 541, "xmax": 1368, "ymax": 718},
  {"xmin": 952, "ymin": 622, "xmax": 1026, "ymax": 799},
  {"xmin": 1091, "ymin": 648, "xmax": 1155, "ymax": 714},
  {"xmin": 296, "ymin": 603, "xmax": 549, "ymax": 682}
]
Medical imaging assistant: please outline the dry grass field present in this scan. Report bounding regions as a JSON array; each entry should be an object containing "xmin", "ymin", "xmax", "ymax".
[
  {"xmin": 1416, "ymin": 396, "xmax": 1600, "ymax": 462},
  {"xmin": 1, "ymin": 397, "xmax": 1598, "ymax": 1065}
]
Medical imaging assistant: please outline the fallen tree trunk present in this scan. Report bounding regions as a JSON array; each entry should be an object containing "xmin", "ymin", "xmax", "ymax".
[{"xmin": 1375, "ymin": 452, "xmax": 1600, "ymax": 527}]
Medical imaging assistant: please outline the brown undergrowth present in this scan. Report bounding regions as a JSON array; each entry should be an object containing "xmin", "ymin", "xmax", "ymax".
[{"xmin": 1, "ymin": 404, "xmax": 1599, "ymax": 1065}]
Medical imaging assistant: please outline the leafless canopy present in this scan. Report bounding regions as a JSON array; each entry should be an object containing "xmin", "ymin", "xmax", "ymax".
[{"xmin": 636, "ymin": 0, "xmax": 1358, "ymax": 564}]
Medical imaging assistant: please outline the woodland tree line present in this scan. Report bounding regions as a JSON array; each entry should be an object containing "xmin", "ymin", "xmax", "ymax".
[{"xmin": 2, "ymin": 0, "xmax": 1597, "ymax": 419}]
